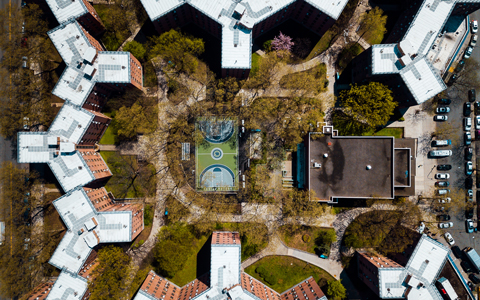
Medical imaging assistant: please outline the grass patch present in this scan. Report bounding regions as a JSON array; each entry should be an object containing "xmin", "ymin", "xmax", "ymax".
[
  {"xmin": 344, "ymin": 210, "xmax": 400, "ymax": 248},
  {"xmin": 250, "ymin": 53, "xmax": 262, "ymax": 77},
  {"xmin": 168, "ymin": 234, "xmax": 209, "ymax": 286},
  {"xmin": 244, "ymin": 256, "xmax": 335, "ymax": 293},
  {"xmin": 363, "ymin": 127, "xmax": 404, "ymax": 138},
  {"xmin": 279, "ymin": 225, "xmax": 336, "ymax": 255},
  {"xmin": 143, "ymin": 60, "xmax": 158, "ymax": 88},
  {"xmin": 338, "ymin": 43, "xmax": 363, "ymax": 70},
  {"xmin": 279, "ymin": 64, "xmax": 328, "ymax": 93},
  {"xmin": 99, "ymin": 125, "xmax": 117, "ymax": 145},
  {"xmin": 306, "ymin": 30, "xmax": 335, "ymax": 60}
]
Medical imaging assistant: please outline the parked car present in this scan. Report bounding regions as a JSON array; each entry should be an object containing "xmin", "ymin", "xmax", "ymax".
[
  {"xmin": 438, "ymin": 189, "xmax": 450, "ymax": 195},
  {"xmin": 465, "ymin": 46, "xmax": 474, "ymax": 59},
  {"xmin": 467, "ymin": 208, "xmax": 474, "ymax": 219},
  {"xmin": 432, "ymin": 140, "xmax": 451, "ymax": 147},
  {"xmin": 465, "ymin": 117, "xmax": 472, "ymax": 131},
  {"xmin": 455, "ymin": 60, "xmax": 466, "ymax": 73},
  {"xmin": 449, "ymin": 74, "xmax": 458, "ymax": 85},
  {"xmin": 468, "ymin": 281, "xmax": 474, "ymax": 291},
  {"xmin": 439, "ymin": 222, "xmax": 453, "ymax": 229},
  {"xmin": 475, "ymin": 102, "xmax": 480, "ymax": 115},
  {"xmin": 470, "ymin": 274, "xmax": 480, "ymax": 284},
  {"xmin": 439, "ymin": 98, "xmax": 452, "ymax": 105},
  {"xmin": 466, "ymin": 161, "xmax": 473, "ymax": 175},
  {"xmin": 451, "ymin": 245, "xmax": 462, "ymax": 259},
  {"xmin": 476, "ymin": 116, "xmax": 480, "ymax": 129},
  {"xmin": 462, "ymin": 260, "xmax": 474, "ymax": 273},
  {"xmin": 438, "ymin": 214, "xmax": 451, "ymax": 221},
  {"xmin": 466, "ymin": 177, "xmax": 474, "ymax": 189},
  {"xmin": 465, "ymin": 131, "xmax": 472, "ymax": 145},
  {"xmin": 435, "ymin": 173, "xmax": 450, "ymax": 179},
  {"xmin": 472, "ymin": 20, "xmax": 478, "ymax": 33},
  {"xmin": 430, "ymin": 150, "xmax": 452, "ymax": 157},
  {"xmin": 466, "ymin": 147, "xmax": 473, "ymax": 160},
  {"xmin": 436, "ymin": 106, "xmax": 450, "ymax": 114},
  {"xmin": 436, "ymin": 181, "xmax": 450, "ymax": 187},
  {"xmin": 21, "ymin": 56, "xmax": 27, "ymax": 68},
  {"xmin": 434, "ymin": 115, "xmax": 448, "ymax": 121},
  {"xmin": 437, "ymin": 164, "xmax": 452, "ymax": 171},
  {"xmin": 438, "ymin": 198, "xmax": 451, "ymax": 203},
  {"xmin": 470, "ymin": 89, "xmax": 477, "ymax": 102},
  {"xmin": 468, "ymin": 189, "xmax": 474, "ymax": 198},
  {"xmin": 467, "ymin": 219, "xmax": 475, "ymax": 233},
  {"xmin": 476, "ymin": 130, "xmax": 480, "ymax": 139},
  {"xmin": 465, "ymin": 102, "xmax": 472, "ymax": 116},
  {"xmin": 472, "ymin": 35, "xmax": 478, "ymax": 47},
  {"xmin": 445, "ymin": 232, "xmax": 455, "ymax": 245}
]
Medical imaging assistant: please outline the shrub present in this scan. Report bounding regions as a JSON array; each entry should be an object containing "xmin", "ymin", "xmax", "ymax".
[
  {"xmin": 123, "ymin": 41, "xmax": 146, "ymax": 61},
  {"xmin": 263, "ymin": 40, "xmax": 272, "ymax": 52},
  {"xmin": 302, "ymin": 234, "xmax": 311, "ymax": 243},
  {"xmin": 398, "ymin": 117, "xmax": 405, "ymax": 121}
]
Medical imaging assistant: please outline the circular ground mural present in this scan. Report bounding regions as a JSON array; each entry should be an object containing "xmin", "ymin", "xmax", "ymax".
[
  {"xmin": 211, "ymin": 148, "xmax": 224, "ymax": 160},
  {"xmin": 199, "ymin": 164, "xmax": 235, "ymax": 188},
  {"xmin": 201, "ymin": 119, "xmax": 235, "ymax": 144}
]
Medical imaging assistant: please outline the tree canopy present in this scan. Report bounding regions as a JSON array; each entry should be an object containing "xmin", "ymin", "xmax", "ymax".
[
  {"xmin": 148, "ymin": 29, "xmax": 205, "ymax": 74},
  {"xmin": 114, "ymin": 94, "xmax": 158, "ymax": 140},
  {"xmin": 123, "ymin": 41, "xmax": 146, "ymax": 61},
  {"xmin": 327, "ymin": 279, "xmax": 347, "ymax": 300},
  {"xmin": 338, "ymin": 82, "xmax": 397, "ymax": 129},
  {"xmin": 88, "ymin": 245, "xmax": 131, "ymax": 300},
  {"xmin": 358, "ymin": 7, "xmax": 387, "ymax": 44}
]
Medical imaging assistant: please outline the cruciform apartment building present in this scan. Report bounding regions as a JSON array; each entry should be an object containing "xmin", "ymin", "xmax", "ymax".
[{"xmin": 139, "ymin": 0, "xmax": 350, "ymax": 78}]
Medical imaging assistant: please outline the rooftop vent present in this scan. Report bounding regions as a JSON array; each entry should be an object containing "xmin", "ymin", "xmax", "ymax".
[{"xmin": 366, "ymin": 165, "xmax": 372, "ymax": 170}]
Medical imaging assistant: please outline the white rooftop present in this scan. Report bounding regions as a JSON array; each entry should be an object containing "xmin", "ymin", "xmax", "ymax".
[
  {"xmin": 400, "ymin": 56, "xmax": 446, "ymax": 104},
  {"xmin": 52, "ymin": 67, "xmax": 96, "ymax": 106},
  {"xmin": 140, "ymin": 0, "xmax": 349, "ymax": 70},
  {"xmin": 48, "ymin": 22, "xmax": 96, "ymax": 66},
  {"xmin": 18, "ymin": 133, "xmax": 52, "ymax": 163},
  {"xmin": 45, "ymin": 0, "xmax": 88, "ymax": 25},
  {"xmin": 45, "ymin": 271, "xmax": 88, "ymax": 300},
  {"xmin": 50, "ymin": 188, "xmax": 133, "ymax": 274},
  {"xmin": 48, "ymin": 103, "xmax": 93, "ymax": 144},
  {"xmin": 378, "ymin": 234, "xmax": 449, "ymax": 300},
  {"xmin": 95, "ymin": 52, "xmax": 131, "ymax": 83}
]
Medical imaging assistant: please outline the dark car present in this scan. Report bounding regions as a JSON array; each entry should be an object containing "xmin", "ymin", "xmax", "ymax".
[
  {"xmin": 476, "ymin": 130, "xmax": 480, "ymax": 139},
  {"xmin": 462, "ymin": 261, "xmax": 474, "ymax": 273},
  {"xmin": 469, "ymin": 281, "xmax": 475, "ymax": 291},
  {"xmin": 470, "ymin": 274, "xmax": 480, "ymax": 284},
  {"xmin": 451, "ymin": 246, "xmax": 463, "ymax": 259},
  {"xmin": 469, "ymin": 89, "xmax": 476, "ymax": 102},
  {"xmin": 449, "ymin": 74, "xmax": 458, "ymax": 85},
  {"xmin": 438, "ymin": 214, "xmax": 451, "ymax": 221},
  {"xmin": 466, "ymin": 147, "xmax": 473, "ymax": 160},
  {"xmin": 439, "ymin": 98, "xmax": 452, "ymax": 105},
  {"xmin": 475, "ymin": 101, "xmax": 480, "ymax": 115},
  {"xmin": 466, "ymin": 177, "xmax": 474, "ymax": 189},
  {"xmin": 465, "ymin": 102, "xmax": 472, "ymax": 116},
  {"xmin": 456, "ymin": 60, "xmax": 466, "ymax": 72},
  {"xmin": 467, "ymin": 208, "xmax": 474, "ymax": 219},
  {"xmin": 437, "ymin": 164, "xmax": 452, "ymax": 171},
  {"xmin": 437, "ymin": 181, "xmax": 450, "ymax": 187}
]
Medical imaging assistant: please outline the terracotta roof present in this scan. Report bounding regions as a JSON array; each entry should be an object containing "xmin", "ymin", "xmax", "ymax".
[{"xmin": 212, "ymin": 231, "xmax": 240, "ymax": 245}]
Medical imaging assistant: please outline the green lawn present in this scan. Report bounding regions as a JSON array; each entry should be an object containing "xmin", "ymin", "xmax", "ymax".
[
  {"xmin": 364, "ymin": 127, "xmax": 404, "ymax": 138},
  {"xmin": 169, "ymin": 235, "xmax": 209, "ymax": 286},
  {"xmin": 306, "ymin": 30, "xmax": 335, "ymax": 60},
  {"xmin": 279, "ymin": 225, "xmax": 335, "ymax": 255},
  {"xmin": 250, "ymin": 53, "xmax": 262, "ymax": 76},
  {"xmin": 244, "ymin": 256, "xmax": 335, "ymax": 293},
  {"xmin": 279, "ymin": 64, "xmax": 328, "ymax": 93},
  {"xmin": 99, "ymin": 125, "xmax": 116, "ymax": 145}
]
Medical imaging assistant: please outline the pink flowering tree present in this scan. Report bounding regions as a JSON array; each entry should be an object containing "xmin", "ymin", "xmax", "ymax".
[{"xmin": 271, "ymin": 32, "xmax": 294, "ymax": 53}]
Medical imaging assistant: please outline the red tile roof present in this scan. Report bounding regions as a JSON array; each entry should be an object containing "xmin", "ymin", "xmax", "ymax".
[{"xmin": 212, "ymin": 231, "xmax": 240, "ymax": 245}]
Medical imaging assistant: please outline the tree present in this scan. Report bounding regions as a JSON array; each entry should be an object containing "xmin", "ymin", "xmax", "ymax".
[
  {"xmin": 148, "ymin": 29, "xmax": 204, "ymax": 74},
  {"xmin": 315, "ymin": 229, "xmax": 337, "ymax": 246},
  {"xmin": 451, "ymin": 58, "xmax": 480, "ymax": 93},
  {"xmin": 272, "ymin": 32, "xmax": 294, "ymax": 53},
  {"xmin": 326, "ymin": 279, "xmax": 346, "ymax": 300},
  {"xmin": 106, "ymin": 152, "xmax": 156, "ymax": 198},
  {"xmin": 88, "ymin": 245, "xmax": 131, "ymax": 300},
  {"xmin": 114, "ymin": 98, "xmax": 158, "ymax": 140},
  {"xmin": 338, "ymin": 82, "xmax": 397, "ymax": 129},
  {"xmin": 153, "ymin": 224, "xmax": 194, "ymax": 278},
  {"xmin": 244, "ymin": 52, "xmax": 286, "ymax": 91},
  {"xmin": 123, "ymin": 41, "xmax": 146, "ymax": 61},
  {"xmin": 358, "ymin": 7, "xmax": 387, "ymax": 44},
  {"xmin": 97, "ymin": 3, "xmax": 130, "ymax": 50}
]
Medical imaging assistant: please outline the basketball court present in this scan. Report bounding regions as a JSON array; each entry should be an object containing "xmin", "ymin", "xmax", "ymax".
[{"xmin": 196, "ymin": 117, "xmax": 238, "ymax": 192}]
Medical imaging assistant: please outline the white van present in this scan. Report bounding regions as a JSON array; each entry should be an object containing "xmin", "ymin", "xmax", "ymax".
[
  {"xmin": 432, "ymin": 140, "xmax": 451, "ymax": 147},
  {"xmin": 429, "ymin": 150, "xmax": 452, "ymax": 157}
]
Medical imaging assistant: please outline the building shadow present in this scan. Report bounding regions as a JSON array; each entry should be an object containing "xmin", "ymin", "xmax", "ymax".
[{"xmin": 196, "ymin": 234, "xmax": 212, "ymax": 285}]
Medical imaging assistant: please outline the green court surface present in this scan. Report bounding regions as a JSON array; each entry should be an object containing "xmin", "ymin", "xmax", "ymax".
[{"xmin": 195, "ymin": 117, "xmax": 238, "ymax": 192}]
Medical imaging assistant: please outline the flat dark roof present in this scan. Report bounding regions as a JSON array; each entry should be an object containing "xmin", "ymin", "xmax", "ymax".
[
  {"xmin": 394, "ymin": 149, "xmax": 410, "ymax": 186},
  {"xmin": 307, "ymin": 134, "xmax": 394, "ymax": 200}
]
